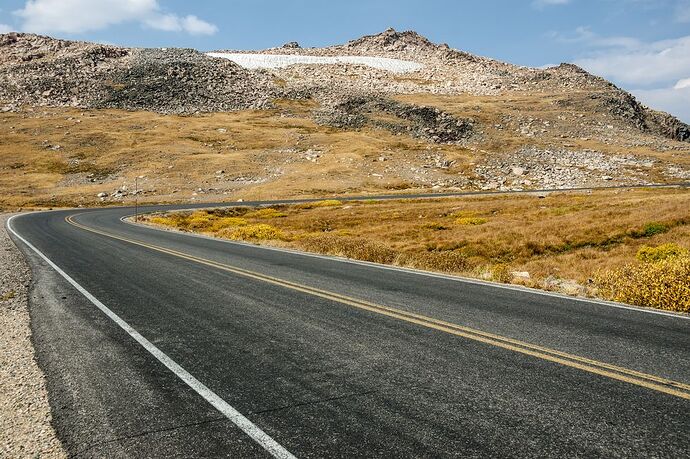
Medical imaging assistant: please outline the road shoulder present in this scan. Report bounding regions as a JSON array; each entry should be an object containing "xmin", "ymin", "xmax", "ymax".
[{"xmin": 0, "ymin": 213, "xmax": 65, "ymax": 458}]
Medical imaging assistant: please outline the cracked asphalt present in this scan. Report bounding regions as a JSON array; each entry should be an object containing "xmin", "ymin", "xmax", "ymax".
[{"xmin": 8, "ymin": 203, "xmax": 690, "ymax": 458}]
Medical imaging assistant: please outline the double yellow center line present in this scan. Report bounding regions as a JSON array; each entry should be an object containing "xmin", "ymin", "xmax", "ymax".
[{"xmin": 66, "ymin": 214, "xmax": 690, "ymax": 400}]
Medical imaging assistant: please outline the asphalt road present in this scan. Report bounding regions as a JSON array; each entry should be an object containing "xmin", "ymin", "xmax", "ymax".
[{"xmin": 7, "ymin": 201, "xmax": 690, "ymax": 458}]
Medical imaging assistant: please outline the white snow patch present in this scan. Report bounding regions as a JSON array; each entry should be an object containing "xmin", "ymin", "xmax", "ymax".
[{"xmin": 207, "ymin": 53, "xmax": 424, "ymax": 74}]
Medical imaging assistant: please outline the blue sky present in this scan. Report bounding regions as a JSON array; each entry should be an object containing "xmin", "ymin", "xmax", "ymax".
[{"xmin": 1, "ymin": 0, "xmax": 689, "ymax": 121}]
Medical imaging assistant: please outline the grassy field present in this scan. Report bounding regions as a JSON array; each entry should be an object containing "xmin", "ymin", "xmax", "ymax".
[
  {"xmin": 141, "ymin": 187, "xmax": 690, "ymax": 312},
  {"xmin": 0, "ymin": 101, "xmax": 473, "ymax": 208}
]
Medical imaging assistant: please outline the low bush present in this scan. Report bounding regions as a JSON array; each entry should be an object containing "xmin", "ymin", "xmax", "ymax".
[
  {"xmin": 636, "ymin": 243, "xmax": 688, "ymax": 263},
  {"xmin": 187, "ymin": 213, "xmax": 214, "ymax": 230},
  {"xmin": 245, "ymin": 208, "xmax": 287, "ymax": 219},
  {"xmin": 629, "ymin": 221, "xmax": 670, "ymax": 238},
  {"xmin": 595, "ymin": 255, "xmax": 690, "ymax": 312},
  {"xmin": 641, "ymin": 222, "xmax": 669, "ymax": 237},
  {"xmin": 210, "ymin": 217, "xmax": 248, "ymax": 231},
  {"xmin": 489, "ymin": 264, "xmax": 513, "ymax": 283}
]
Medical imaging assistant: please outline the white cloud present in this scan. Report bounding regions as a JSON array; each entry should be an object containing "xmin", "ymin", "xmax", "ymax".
[
  {"xmin": 144, "ymin": 13, "xmax": 180, "ymax": 32},
  {"xmin": 675, "ymin": 77, "xmax": 690, "ymax": 89},
  {"xmin": 574, "ymin": 35, "xmax": 690, "ymax": 86},
  {"xmin": 632, "ymin": 84, "xmax": 690, "ymax": 123},
  {"xmin": 13, "ymin": 0, "xmax": 217, "ymax": 35},
  {"xmin": 181, "ymin": 15, "xmax": 217, "ymax": 36},
  {"xmin": 14, "ymin": 0, "xmax": 156, "ymax": 33},
  {"xmin": 554, "ymin": 26, "xmax": 690, "ymax": 86},
  {"xmin": 0, "ymin": 23, "xmax": 13, "ymax": 33},
  {"xmin": 145, "ymin": 13, "xmax": 217, "ymax": 35}
]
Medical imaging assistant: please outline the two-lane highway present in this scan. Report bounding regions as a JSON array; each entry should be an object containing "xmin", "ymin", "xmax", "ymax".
[{"xmin": 8, "ymin": 203, "xmax": 690, "ymax": 457}]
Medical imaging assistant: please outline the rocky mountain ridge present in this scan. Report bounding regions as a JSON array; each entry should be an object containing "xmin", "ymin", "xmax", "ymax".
[{"xmin": 2, "ymin": 29, "xmax": 687, "ymax": 144}]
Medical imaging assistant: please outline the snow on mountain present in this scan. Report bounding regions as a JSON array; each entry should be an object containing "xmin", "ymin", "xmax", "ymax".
[{"xmin": 207, "ymin": 52, "xmax": 424, "ymax": 73}]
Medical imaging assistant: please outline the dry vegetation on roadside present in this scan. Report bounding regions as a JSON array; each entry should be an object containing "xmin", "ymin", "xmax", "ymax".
[{"xmin": 141, "ymin": 187, "xmax": 690, "ymax": 312}]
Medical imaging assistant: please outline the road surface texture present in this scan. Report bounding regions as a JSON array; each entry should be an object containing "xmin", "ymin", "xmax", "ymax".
[{"xmin": 7, "ymin": 201, "xmax": 690, "ymax": 458}]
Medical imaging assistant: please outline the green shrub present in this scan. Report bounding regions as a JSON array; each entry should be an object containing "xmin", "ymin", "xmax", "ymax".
[{"xmin": 640, "ymin": 222, "xmax": 669, "ymax": 237}]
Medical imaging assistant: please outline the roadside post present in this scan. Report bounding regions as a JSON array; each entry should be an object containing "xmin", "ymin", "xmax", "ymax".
[{"xmin": 135, "ymin": 176, "xmax": 138, "ymax": 222}]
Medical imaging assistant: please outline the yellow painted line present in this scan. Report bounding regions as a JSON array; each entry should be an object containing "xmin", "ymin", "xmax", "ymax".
[{"xmin": 66, "ymin": 214, "xmax": 690, "ymax": 400}]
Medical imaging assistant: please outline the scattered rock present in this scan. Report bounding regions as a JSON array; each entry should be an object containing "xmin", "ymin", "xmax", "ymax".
[{"xmin": 511, "ymin": 271, "xmax": 531, "ymax": 280}]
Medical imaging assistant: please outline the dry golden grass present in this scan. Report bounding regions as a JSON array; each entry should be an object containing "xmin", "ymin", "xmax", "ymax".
[
  {"xmin": 0, "ymin": 102, "xmax": 471, "ymax": 208},
  {"xmin": 142, "ymin": 188, "xmax": 690, "ymax": 311},
  {"xmin": 3, "ymin": 90, "xmax": 688, "ymax": 210}
]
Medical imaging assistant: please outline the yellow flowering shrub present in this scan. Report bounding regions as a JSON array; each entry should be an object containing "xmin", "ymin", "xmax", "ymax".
[
  {"xmin": 596, "ymin": 255, "xmax": 690, "ymax": 312},
  {"xmin": 244, "ymin": 208, "xmax": 287, "ymax": 218},
  {"xmin": 636, "ymin": 243, "xmax": 688, "ymax": 263}
]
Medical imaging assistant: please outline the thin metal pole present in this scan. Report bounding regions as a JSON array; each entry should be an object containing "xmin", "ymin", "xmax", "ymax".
[{"xmin": 135, "ymin": 176, "xmax": 138, "ymax": 222}]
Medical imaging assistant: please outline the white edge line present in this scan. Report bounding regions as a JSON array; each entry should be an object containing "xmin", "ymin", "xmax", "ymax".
[
  {"xmin": 121, "ymin": 214, "xmax": 690, "ymax": 321},
  {"xmin": 6, "ymin": 215, "xmax": 297, "ymax": 459}
]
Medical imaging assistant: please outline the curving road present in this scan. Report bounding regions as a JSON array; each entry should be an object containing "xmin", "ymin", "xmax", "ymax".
[{"xmin": 7, "ymin": 201, "xmax": 690, "ymax": 458}]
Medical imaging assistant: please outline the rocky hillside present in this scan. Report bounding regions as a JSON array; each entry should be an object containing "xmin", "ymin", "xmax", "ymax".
[
  {"xmin": 0, "ymin": 33, "xmax": 275, "ymax": 114},
  {"xmin": 1, "ymin": 29, "xmax": 689, "ymax": 207},
  {"xmin": 2, "ymin": 29, "xmax": 688, "ymax": 143}
]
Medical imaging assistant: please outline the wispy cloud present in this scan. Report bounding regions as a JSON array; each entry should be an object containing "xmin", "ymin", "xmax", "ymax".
[
  {"xmin": 534, "ymin": 0, "xmax": 571, "ymax": 5},
  {"xmin": 552, "ymin": 22, "xmax": 690, "ymax": 121},
  {"xmin": 550, "ymin": 26, "xmax": 641, "ymax": 49},
  {"xmin": 532, "ymin": 0, "xmax": 571, "ymax": 9},
  {"xmin": 677, "ymin": 0, "xmax": 690, "ymax": 22},
  {"xmin": 0, "ymin": 23, "xmax": 13, "ymax": 33},
  {"xmin": 13, "ymin": 0, "xmax": 217, "ymax": 36}
]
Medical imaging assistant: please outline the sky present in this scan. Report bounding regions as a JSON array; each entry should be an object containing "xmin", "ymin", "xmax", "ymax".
[{"xmin": 1, "ymin": 0, "xmax": 689, "ymax": 122}]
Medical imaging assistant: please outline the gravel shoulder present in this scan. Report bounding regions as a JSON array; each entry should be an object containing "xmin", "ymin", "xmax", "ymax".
[{"xmin": 0, "ymin": 213, "xmax": 65, "ymax": 458}]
